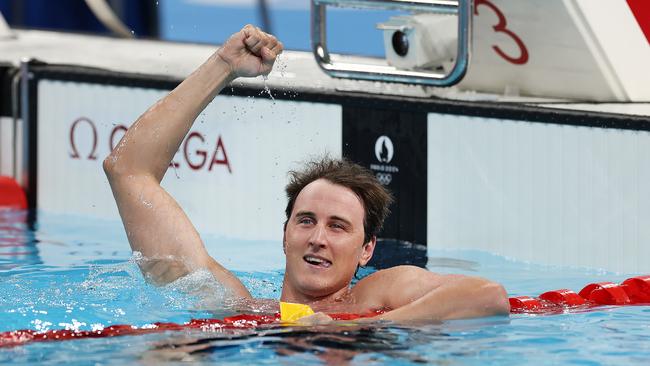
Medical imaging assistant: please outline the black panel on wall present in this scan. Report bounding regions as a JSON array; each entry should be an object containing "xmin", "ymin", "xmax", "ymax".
[
  {"xmin": 0, "ymin": 67, "xmax": 14, "ymax": 117},
  {"xmin": 342, "ymin": 106, "xmax": 427, "ymax": 249}
]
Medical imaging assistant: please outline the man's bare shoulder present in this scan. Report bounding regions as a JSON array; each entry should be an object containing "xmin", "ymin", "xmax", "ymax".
[{"xmin": 351, "ymin": 265, "xmax": 449, "ymax": 309}]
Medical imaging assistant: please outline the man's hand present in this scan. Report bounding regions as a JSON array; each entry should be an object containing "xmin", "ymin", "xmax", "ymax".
[
  {"xmin": 297, "ymin": 312, "xmax": 335, "ymax": 326},
  {"xmin": 217, "ymin": 24, "xmax": 284, "ymax": 78}
]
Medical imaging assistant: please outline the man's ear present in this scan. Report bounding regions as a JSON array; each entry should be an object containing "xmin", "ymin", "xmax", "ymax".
[{"xmin": 359, "ymin": 236, "xmax": 376, "ymax": 267}]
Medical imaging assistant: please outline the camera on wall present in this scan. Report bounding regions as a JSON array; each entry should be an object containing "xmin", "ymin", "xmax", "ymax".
[{"xmin": 378, "ymin": 14, "xmax": 457, "ymax": 71}]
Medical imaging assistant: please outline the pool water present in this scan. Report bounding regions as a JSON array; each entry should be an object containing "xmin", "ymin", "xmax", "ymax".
[{"xmin": 1, "ymin": 209, "xmax": 649, "ymax": 365}]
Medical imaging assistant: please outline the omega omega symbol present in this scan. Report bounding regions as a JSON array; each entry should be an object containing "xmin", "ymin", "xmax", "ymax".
[
  {"xmin": 68, "ymin": 117, "xmax": 232, "ymax": 173},
  {"xmin": 374, "ymin": 135, "xmax": 394, "ymax": 163}
]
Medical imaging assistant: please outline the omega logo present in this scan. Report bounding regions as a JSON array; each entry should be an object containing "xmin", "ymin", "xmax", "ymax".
[
  {"xmin": 374, "ymin": 135, "xmax": 394, "ymax": 163},
  {"xmin": 69, "ymin": 117, "xmax": 98, "ymax": 160},
  {"xmin": 180, "ymin": 131, "xmax": 232, "ymax": 173},
  {"xmin": 68, "ymin": 117, "xmax": 232, "ymax": 173}
]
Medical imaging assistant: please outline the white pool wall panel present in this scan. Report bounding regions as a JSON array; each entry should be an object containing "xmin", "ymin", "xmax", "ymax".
[
  {"xmin": 37, "ymin": 80, "xmax": 342, "ymax": 242},
  {"xmin": 428, "ymin": 113, "xmax": 650, "ymax": 273},
  {"xmin": 0, "ymin": 116, "xmax": 14, "ymax": 176}
]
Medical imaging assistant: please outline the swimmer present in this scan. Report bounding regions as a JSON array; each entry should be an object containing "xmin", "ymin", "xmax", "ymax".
[{"xmin": 103, "ymin": 25, "xmax": 509, "ymax": 323}]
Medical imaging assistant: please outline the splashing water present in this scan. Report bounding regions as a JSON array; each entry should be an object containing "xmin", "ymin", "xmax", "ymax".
[
  {"xmin": 262, "ymin": 75, "xmax": 275, "ymax": 102},
  {"xmin": 275, "ymin": 54, "xmax": 287, "ymax": 78}
]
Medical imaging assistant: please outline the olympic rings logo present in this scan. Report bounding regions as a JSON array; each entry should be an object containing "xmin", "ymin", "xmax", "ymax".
[{"xmin": 376, "ymin": 172, "xmax": 392, "ymax": 186}]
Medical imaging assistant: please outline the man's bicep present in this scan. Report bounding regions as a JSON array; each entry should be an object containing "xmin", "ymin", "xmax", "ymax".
[{"xmin": 108, "ymin": 174, "xmax": 210, "ymax": 280}]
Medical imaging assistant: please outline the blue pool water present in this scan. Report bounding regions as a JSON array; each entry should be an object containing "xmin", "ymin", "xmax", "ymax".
[{"xmin": 1, "ymin": 209, "xmax": 649, "ymax": 365}]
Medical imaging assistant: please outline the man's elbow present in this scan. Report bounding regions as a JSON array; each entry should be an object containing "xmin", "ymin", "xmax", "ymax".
[
  {"xmin": 103, "ymin": 153, "xmax": 129, "ymax": 180},
  {"xmin": 481, "ymin": 282, "xmax": 510, "ymax": 316},
  {"xmin": 103, "ymin": 155, "xmax": 117, "ymax": 177}
]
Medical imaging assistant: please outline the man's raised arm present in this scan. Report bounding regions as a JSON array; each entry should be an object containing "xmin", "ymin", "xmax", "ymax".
[{"xmin": 103, "ymin": 25, "xmax": 283, "ymax": 296}]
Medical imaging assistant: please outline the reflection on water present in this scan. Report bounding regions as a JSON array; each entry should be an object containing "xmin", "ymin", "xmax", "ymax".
[
  {"xmin": 367, "ymin": 239, "xmax": 428, "ymax": 270},
  {"xmin": 143, "ymin": 323, "xmax": 449, "ymax": 364},
  {"xmin": 427, "ymin": 257, "xmax": 480, "ymax": 272},
  {"xmin": 0, "ymin": 210, "xmax": 41, "ymax": 270}
]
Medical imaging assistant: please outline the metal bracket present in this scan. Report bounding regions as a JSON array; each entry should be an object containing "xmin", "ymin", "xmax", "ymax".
[{"xmin": 311, "ymin": 0, "xmax": 473, "ymax": 87}]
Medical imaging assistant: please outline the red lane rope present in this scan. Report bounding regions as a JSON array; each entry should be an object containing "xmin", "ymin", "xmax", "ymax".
[
  {"xmin": 509, "ymin": 275, "xmax": 650, "ymax": 314},
  {"xmin": 0, "ymin": 312, "xmax": 378, "ymax": 348},
  {"xmin": 2, "ymin": 276, "xmax": 648, "ymax": 348}
]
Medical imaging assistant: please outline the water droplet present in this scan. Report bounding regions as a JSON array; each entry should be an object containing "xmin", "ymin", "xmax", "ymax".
[{"xmin": 262, "ymin": 76, "xmax": 275, "ymax": 101}]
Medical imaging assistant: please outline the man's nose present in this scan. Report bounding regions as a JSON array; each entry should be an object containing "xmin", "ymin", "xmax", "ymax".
[{"xmin": 308, "ymin": 224, "xmax": 328, "ymax": 249}]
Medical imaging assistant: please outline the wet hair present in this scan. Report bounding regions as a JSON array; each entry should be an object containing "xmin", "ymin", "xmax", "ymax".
[{"xmin": 284, "ymin": 157, "xmax": 394, "ymax": 244}]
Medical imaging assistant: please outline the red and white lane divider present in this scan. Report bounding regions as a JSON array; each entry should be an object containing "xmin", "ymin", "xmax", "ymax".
[
  {"xmin": 1, "ymin": 275, "xmax": 649, "ymax": 348},
  {"xmin": 0, "ymin": 312, "xmax": 377, "ymax": 348},
  {"xmin": 509, "ymin": 275, "xmax": 650, "ymax": 314}
]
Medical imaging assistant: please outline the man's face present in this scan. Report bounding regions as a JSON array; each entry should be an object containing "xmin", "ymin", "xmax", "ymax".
[{"xmin": 283, "ymin": 179, "xmax": 375, "ymax": 300}]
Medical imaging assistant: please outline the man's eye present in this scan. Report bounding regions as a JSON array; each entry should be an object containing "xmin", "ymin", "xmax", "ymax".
[
  {"xmin": 330, "ymin": 223, "xmax": 345, "ymax": 230},
  {"xmin": 299, "ymin": 217, "xmax": 314, "ymax": 225}
]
